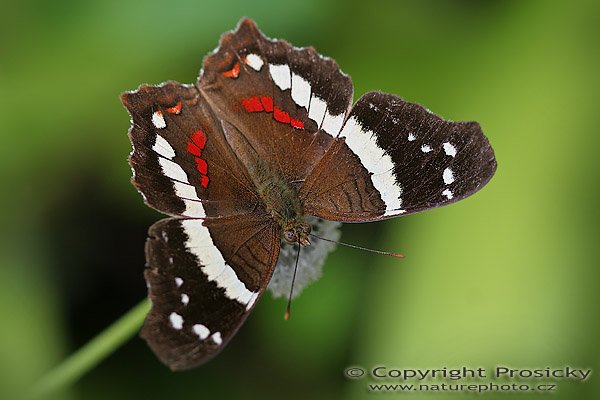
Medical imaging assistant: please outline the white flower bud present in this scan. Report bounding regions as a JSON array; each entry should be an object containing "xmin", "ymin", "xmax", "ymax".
[{"xmin": 267, "ymin": 217, "xmax": 341, "ymax": 299}]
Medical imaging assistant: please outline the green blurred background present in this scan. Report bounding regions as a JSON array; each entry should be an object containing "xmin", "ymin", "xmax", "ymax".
[{"xmin": 1, "ymin": 0, "xmax": 598, "ymax": 399}]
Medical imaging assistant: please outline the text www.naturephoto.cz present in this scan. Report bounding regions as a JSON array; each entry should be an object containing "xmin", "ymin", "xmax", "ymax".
[{"xmin": 368, "ymin": 382, "xmax": 557, "ymax": 393}]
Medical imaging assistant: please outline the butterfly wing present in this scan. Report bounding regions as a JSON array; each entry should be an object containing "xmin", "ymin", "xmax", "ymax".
[
  {"xmin": 142, "ymin": 217, "xmax": 280, "ymax": 370},
  {"xmin": 195, "ymin": 19, "xmax": 495, "ymax": 221},
  {"xmin": 121, "ymin": 79, "xmax": 282, "ymax": 369},
  {"xmin": 300, "ymin": 91, "xmax": 496, "ymax": 221},
  {"xmin": 197, "ymin": 18, "xmax": 354, "ymax": 186},
  {"xmin": 122, "ymin": 81, "xmax": 260, "ymax": 219}
]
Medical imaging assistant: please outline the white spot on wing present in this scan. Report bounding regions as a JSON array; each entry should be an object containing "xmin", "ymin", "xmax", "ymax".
[
  {"xmin": 173, "ymin": 181, "xmax": 200, "ymax": 201},
  {"xmin": 291, "ymin": 73, "xmax": 311, "ymax": 109},
  {"xmin": 158, "ymin": 157, "xmax": 188, "ymax": 183},
  {"xmin": 308, "ymin": 95, "xmax": 326, "ymax": 127},
  {"xmin": 408, "ymin": 133, "xmax": 416, "ymax": 141},
  {"xmin": 421, "ymin": 144, "xmax": 432, "ymax": 153},
  {"xmin": 182, "ymin": 220, "xmax": 257, "ymax": 304},
  {"xmin": 443, "ymin": 168, "xmax": 455, "ymax": 184},
  {"xmin": 245, "ymin": 53, "xmax": 263, "ymax": 71},
  {"xmin": 339, "ymin": 117, "xmax": 403, "ymax": 215},
  {"xmin": 169, "ymin": 312, "xmax": 183, "ymax": 330},
  {"xmin": 442, "ymin": 189, "xmax": 454, "ymax": 199},
  {"xmin": 193, "ymin": 323, "xmax": 210, "ymax": 340},
  {"xmin": 269, "ymin": 64, "xmax": 291, "ymax": 90},
  {"xmin": 157, "ymin": 157, "xmax": 206, "ymax": 217},
  {"xmin": 152, "ymin": 135, "xmax": 175, "ymax": 159},
  {"xmin": 175, "ymin": 277, "xmax": 183, "ymax": 287},
  {"xmin": 321, "ymin": 112, "xmax": 345, "ymax": 136},
  {"xmin": 181, "ymin": 293, "xmax": 189, "ymax": 305},
  {"xmin": 181, "ymin": 199, "xmax": 206, "ymax": 218},
  {"xmin": 211, "ymin": 331, "xmax": 223, "ymax": 345},
  {"xmin": 152, "ymin": 111, "xmax": 166, "ymax": 129},
  {"xmin": 443, "ymin": 142, "xmax": 457, "ymax": 157}
]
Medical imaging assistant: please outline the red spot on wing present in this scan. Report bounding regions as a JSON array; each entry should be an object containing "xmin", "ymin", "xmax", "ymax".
[
  {"xmin": 260, "ymin": 96, "xmax": 273, "ymax": 112},
  {"xmin": 195, "ymin": 157, "xmax": 208, "ymax": 175},
  {"xmin": 191, "ymin": 130, "xmax": 207, "ymax": 149},
  {"xmin": 290, "ymin": 118, "xmax": 305, "ymax": 129},
  {"xmin": 241, "ymin": 96, "xmax": 264, "ymax": 112},
  {"xmin": 273, "ymin": 106, "xmax": 291, "ymax": 124},
  {"xmin": 239, "ymin": 96, "xmax": 304, "ymax": 130},
  {"xmin": 200, "ymin": 175, "xmax": 209, "ymax": 188},
  {"xmin": 166, "ymin": 101, "xmax": 182, "ymax": 114},
  {"xmin": 186, "ymin": 129, "xmax": 210, "ymax": 189},
  {"xmin": 222, "ymin": 63, "xmax": 240, "ymax": 78},
  {"xmin": 187, "ymin": 141, "xmax": 202, "ymax": 156}
]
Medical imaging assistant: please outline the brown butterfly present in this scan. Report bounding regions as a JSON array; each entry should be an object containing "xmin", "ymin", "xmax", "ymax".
[{"xmin": 121, "ymin": 18, "xmax": 496, "ymax": 370}]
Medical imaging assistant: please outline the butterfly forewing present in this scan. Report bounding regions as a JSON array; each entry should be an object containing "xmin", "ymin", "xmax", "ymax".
[
  {"xmin": 142, "ymin": 217, "xmax": 280, "ymax": 370},
  {"xmin": 198, "ymin": 18, "xmax": 353, "ymax": 184}
]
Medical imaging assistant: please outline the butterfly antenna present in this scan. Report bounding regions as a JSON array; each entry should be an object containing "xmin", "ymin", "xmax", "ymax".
[
  {"xmin": 284, "ymin": 242, "xmax": 301, "ymax": 320},
  {"xmin": 309, "ymin": 233, "xmax": 405, "ymax": 259}
]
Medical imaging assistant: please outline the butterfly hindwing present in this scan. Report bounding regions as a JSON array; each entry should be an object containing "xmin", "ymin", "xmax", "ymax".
[
  {"xmin": 301, "ymin": 91, "xmax": 497, "ymax": 221},
  {"xmin": 142, "ymin": 217, "xmax": 280, "ymax": 370}
]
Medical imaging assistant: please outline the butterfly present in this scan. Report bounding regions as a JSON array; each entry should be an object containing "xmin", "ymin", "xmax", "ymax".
[{"xmin": 121, "ymin": 18, "xmax": 496, "ymax": 370}]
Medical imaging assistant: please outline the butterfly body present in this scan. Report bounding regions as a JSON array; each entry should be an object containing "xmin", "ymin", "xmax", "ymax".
[
  {"xmin": 121, "ymin": 18, "xmax": 496, "ymax": 370},
  {"xmin": 221, "ymin": 119, "xmax": 310, "ymax": 245}
]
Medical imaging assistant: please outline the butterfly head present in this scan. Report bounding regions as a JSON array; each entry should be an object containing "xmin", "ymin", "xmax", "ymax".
[{"xmin": 283, "ymin": 221, "xmax": 311, "ymax": 247}]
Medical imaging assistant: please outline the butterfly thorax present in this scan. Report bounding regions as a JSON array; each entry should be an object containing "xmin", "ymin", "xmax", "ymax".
[
  {"xmin": 221, "ymin": 121, "xmax": 311, "ymax": 246},
  {"xmin": 252, "ymin": 160, "xmax": 311, "ymax": 247}
]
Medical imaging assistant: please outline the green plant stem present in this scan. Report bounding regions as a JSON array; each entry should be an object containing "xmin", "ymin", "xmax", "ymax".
[{"xmin": 27, "ymin": 298, "xmax": 151, "ymax": 400}]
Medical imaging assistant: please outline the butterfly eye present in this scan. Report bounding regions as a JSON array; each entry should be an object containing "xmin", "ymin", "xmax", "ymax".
[{"xmin": 284, "ymin": 230, "xmax": 296, "ymax": 243}]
